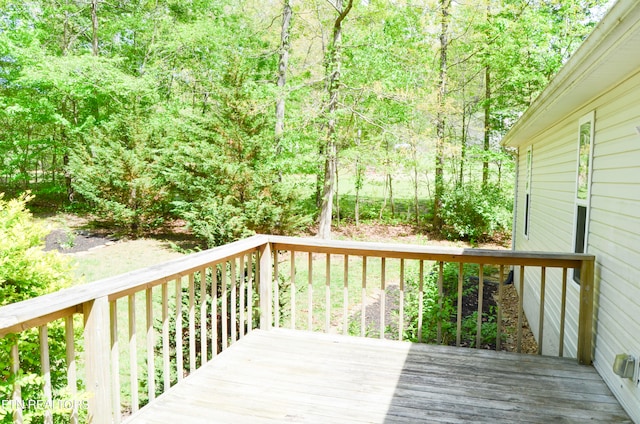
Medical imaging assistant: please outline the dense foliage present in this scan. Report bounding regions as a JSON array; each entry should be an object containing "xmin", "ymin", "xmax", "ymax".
[
  {"xmin": 0, "ymin": 0, "xmax": 610, "ymax": 244},
  {"xmin": 0, "ymin": 194, "xmax": 81, "ymax": 423},
  {"xmin": 403, "ymin": 262, "xmax": 500, "ymax": 348}
]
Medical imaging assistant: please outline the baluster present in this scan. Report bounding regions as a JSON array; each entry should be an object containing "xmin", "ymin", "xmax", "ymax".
[
  {"xmin": 200, "ymin": 268, "xmax": 208, "ymax": 359},
  {"xmin": 39, "ymin": 325, "xmax": 53, "ymax": 424},
  {"xmin": 221, "ymin": 264, "xmax": 228, "ymax": 350},
  {"xmin": 418, "ymin": 260, "xmax": 424, "ymax": 343},
  {"xmin": 538, "ymin": 267, "xmax": 546, "ymax": 355},
  {"xmin": 497, "ymin": 266, "xmax": 504, "ymax": 351},
  {"xmin": 379, "ymin": 258, "xmax": 386, "ymax": 339},
  {"xmin": 290, "ymin": 251, "xmax": 296, "ymax": 330},
  {"xmin": 273, "ymin": 250, "xmax": 279, "ymax": 328},
  {"xmin": 108, "ymin": 304, "xmax": 119, "ymax": 424},
  {"xmin": 476, "ymin": 265, "xmax": 484, "ymax": 349},
  {"xmin": 11, "ymin": 342, "xmax": 23, "ymax": 423},
  {"xmin": 325, "ymin": 254, "xmax": 331, "ymax": 332},
  {"xmin": 231, "ymin": 258, "xmax": 237, "ymax": 344},
  {"xmin": 456, "ymin": 262, "xmax": 463, "ymax": 347},
  {"xmin": 239, "ymin": 257, "xmax": 246, "ymax": 338},
  {"xmin": 361, "ymin": 256, "xmax": 367, "ymax": 337},
  {"xmin": 211, "ymin": 266, "xmax": 218, "ymax": 356},
  {"xmin": 175, "ymin": 278, "xmax": 184, "ymax": 381},
  {"xmin": 308, "ymin": 252, "xmax": 313, "ymax": 331},
  {"xmin": 559, "ymin": 268, "xmax": 568, "ymax": 357},
  {"xmin": 247, "ymin": 254, "xmax": 253, "ymax": 332},
  {"xmin": 128, "ymin": 294, "xmax": 139, "ymax": 412},
  {"xmin": 162, "ymin": 282, "xmax": 170, "ymax": 390},
  {"xmin": 517, "ymin": 266, "xmax": 525, "ymax": 353},
  {"xmin": 146, "ymin": 288, "xmax": 155, "ymax": 401},
  {"xmin": 398, "ymin": 259, "xmax": 405, "ymax": 341},
  {"xmin": 189, "ymin": 273, "xmax": 196, "ymax": 368},
  {"xmin": 343, "ymin": 254, "xmax": 349, "ymax": 336},
  {"xmin": 437, "ymin": 261, "xmax": 443, "ymax": 344}
]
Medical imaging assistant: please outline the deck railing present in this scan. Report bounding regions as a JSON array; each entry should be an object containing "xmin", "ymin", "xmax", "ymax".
[{"xmin": 0, "ymin": 235, "xmax": 595, "ymax": 424}]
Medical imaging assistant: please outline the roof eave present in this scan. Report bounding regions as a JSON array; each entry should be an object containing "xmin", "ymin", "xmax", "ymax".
[{"xmin": 501, "ymin": 0, "xmax": 640, "ymax": 149}]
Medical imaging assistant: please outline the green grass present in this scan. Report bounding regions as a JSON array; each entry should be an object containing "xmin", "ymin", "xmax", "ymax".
[
  {"xmin": 285, "ymin": 171, "xmax": 432, "ymax": 224},
  {"xmin": 274, "ymin": 252, "xmax": 425, "ymax": 336},
  {"xmin": 70, "ymin": 239, "xmax": 184, "ymax": 283}
]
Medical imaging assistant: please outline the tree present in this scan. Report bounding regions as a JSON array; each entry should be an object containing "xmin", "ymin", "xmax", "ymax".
[
  {"xmin": 318, "ymin": 0, "xmax": 354, "ymax": 239},
  {"xmin": 433, "ymin": 0, "xmax": 451, "ymax": 231},
  {"xmin": 275, "ymin": 0, "xmax": 292, "ymax": 159}
]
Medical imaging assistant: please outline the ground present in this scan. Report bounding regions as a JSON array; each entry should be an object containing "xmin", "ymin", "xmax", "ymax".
[{"xmin": 42, "ymin": 216, "xmax": 536, "ymax": 353}]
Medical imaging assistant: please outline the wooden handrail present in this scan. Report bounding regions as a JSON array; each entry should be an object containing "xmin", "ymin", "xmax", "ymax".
[
  {"xmin": 268, "ymin": 236, "xmax": 595, "ymax": 364},
  {"xmin": 0, "ymin": 234, "xmax": 596, "ymax": 423},
  {"xmin": 0, "ymin": 235, "xmax": 268, "ymax": 337},
  {"xmin": 268, "ymin": 235, "xmax": 594, "ymax": 267}
]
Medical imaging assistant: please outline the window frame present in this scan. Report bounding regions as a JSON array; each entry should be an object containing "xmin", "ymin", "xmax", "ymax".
[
  {"xmin": 523, "ymin": 146, "xmax": 532, "ymax": 239},
  {"xmin": 572, "ymin": 111, "xmax": 595, "ymax": 284}
]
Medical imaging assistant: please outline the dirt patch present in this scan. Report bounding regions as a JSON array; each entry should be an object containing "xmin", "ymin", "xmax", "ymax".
[
  {"xmin": 41, "ymin": 213, "xmax": 188, "ymax": 283},
  {"xmin": 324, "ymin": 223, "xmax": 509, "ymax": 249},
  {"xmin": 45, "ymin": 228, "xmax": 117, "ymax": 253},
  {"xmin": 498, "ymin": 283, "xmax": 538, "ymax": 354}
]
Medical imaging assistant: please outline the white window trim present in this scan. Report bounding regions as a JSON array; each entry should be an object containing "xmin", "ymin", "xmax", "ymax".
[
  {"xmin": 572, "ymin": 111, "xmax": 595, "ymax": 284},
  {"xmin": 523, "ymin": 146, "xmax": 532, "ymax": 239}
]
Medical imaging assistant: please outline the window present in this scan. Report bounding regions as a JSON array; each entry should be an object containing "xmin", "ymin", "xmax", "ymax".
[
  {"xmin": 524, "ymin": 146, "xmax": 532, "ymax": 238},
  {"xmin": 573, "ymin": 112, "xmax": 594, "ymax": 283}
]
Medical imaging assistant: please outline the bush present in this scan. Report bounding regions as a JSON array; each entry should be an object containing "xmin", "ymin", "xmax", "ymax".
[
  {"xmin": 439, "ymin": 184, "xmax": 512, "ymax": 242},
  {"xmin": 402, "ymin": 262, "xmax": 500, "ymax": 348},
  {"xmin": 0, "ymin": 193, "xmax": 83, "ymax": 424},
  {"xmin": 68, "ymin": 114, "xmax": 171, "ymax": 233},
  {"xmin": 0, "ymin": 193, "xmax": 73, "ymax": 305}
]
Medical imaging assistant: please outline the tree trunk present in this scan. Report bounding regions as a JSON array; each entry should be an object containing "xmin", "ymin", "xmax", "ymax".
[
  {"xmin": 318, "ymin": 0, "xmax": 353, "ymax": 239},
  {"xmin": 413, "ymin": 144, "xmax": 420, "ymax": 227},
  {"xmin": 275, "ymin": 0, "xmax": 292, "ymax": 160},
  {"xmin": 433, "ymin": 0, "xmax": 450, "ymax": 231},
  {"xmin": 91, "ymin": 0, "xmax": 99, "ymax": 56},
  {"xmin": 354, "ymin": 129, "xmax": 363, "ymax": 226},
  {"xmin": 460, "ymin": 107, "xmax": 466, "ymax": 187},
  {"xmin": 482, "ymin": 2, "xmax": 492, "ymax": 189},
  {"xmin": 388, "ymin": 173, "xmax": 395, "ymax": 217},
  {"xmin": 483, "ymin": 65, "xmax": 490, "ymax": 189}
]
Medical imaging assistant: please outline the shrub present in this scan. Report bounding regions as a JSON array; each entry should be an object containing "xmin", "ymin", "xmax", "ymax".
[
  {"xmin": 0, "ymin": 193, "xmax": 82, "ymax": 424},
  {"xmin": 402, "ymin": 262, "xmax": 500, "ymax": 348},
  {"xmin": 439, "ymin": 184, "xmax": 512, "ymax": 242},
  {"xmin": 68, "ymin": 114, "xmax": 171, "ymax": 233}
]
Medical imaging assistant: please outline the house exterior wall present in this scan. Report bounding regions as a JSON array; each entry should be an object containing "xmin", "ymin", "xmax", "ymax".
[{"xmin": 514, "ymin": 68, "xmax": 640, "ymax": 422}]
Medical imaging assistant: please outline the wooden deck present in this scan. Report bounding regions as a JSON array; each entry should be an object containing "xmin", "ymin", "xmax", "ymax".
[{"xmin": 126, "ymin": 329, "xmax": 631, "ymax": 424}]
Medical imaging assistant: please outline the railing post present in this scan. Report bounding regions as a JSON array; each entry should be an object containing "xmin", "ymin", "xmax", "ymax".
[
  {"xmin": 577, "ymin": 259, "xmax": 595, "ymax": 365},
  {"xmin": 83, "ymin": 296, "xmax": 113, "ymax": 423},
  {"xmin": 259, "ymin": 242, "xmax": 273, "ymax": 330}
]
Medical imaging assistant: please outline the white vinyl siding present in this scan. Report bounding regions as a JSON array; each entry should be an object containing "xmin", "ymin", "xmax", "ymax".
[
  {"xmin": 514, "ymin": 68, "xmax": 640, "ymax": 421},
  {"xmin": 514, "ymin": 118, "xmax": 582, "ymax": 358}
]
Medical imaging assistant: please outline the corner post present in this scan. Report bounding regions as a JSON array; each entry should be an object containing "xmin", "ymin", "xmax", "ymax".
[
  {"xmin": 83, "ymin": 296, "xmax": 113, "ymax": 423},
  {"xmin": 577, "ymin": 258, "xmax": 594, "ymax": 365},
  {"xmin": 259, "ymin": 242, "xmax": 273, "ymax": 330}
]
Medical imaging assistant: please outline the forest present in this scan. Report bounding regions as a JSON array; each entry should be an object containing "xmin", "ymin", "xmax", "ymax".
[{"xmin": 0, "ymin": 0, "xmax": 610, "ymax": 246}]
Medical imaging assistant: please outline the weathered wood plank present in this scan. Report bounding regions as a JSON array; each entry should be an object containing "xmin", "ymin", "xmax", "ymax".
[
  {"xmin": 126, "ymin": 329, "xmax": 630, "ymax": 424},
  {"xmin": 83, "ymin": 297, "xmax": 112, "ymax": 424},
  {"xmin": 269, "ymin": 235, "xmax": 593, "ymax": 266},
  {"xmin": 39, "ymin": 325, "xmax": 53, "ymax": 424}
]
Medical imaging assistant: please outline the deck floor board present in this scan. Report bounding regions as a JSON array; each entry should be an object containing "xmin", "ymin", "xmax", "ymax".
[{"xmin": 126, "ymin": 329, "xmax": 631, "ymax": 423}]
